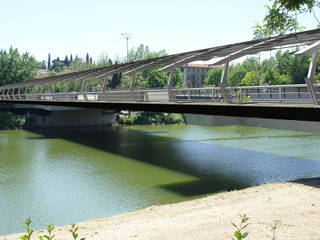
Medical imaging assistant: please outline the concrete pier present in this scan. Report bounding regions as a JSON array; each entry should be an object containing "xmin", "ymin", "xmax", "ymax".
[{"xmin": 25, "ymin": 109, "xmax": 115, "ymax": 128}]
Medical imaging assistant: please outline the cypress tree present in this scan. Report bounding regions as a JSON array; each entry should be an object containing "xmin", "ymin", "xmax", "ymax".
[
  {"xmin": 48, "ymin": 53, "xmax": 51, "ymax": 69},
  {"xmin": 70, "ymin": 54, "xmax": 73, "ymax": 63},
  {"xmin": 89, "ymin": 57, "xmax": 93, "ymax": 64},
  {"xmin": 64, "ymin": 55, "xmax": 69, "ymax": 66},
  {"xmin": 86, "ymin": 53, "xmax": 89, "ymax": 64}
]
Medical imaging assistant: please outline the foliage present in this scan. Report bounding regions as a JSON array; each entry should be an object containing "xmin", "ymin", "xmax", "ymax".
[
  {"xmin": 240, "ymin": 70, "xmax": 261, "ymax": 86},
  {"xmin": 267, "ymin": 220, "xmax": 281, "ymax": 240},
  {"xmin": 227, "ymin": 64, "xmax": 247, "ymax": 86},
  {"xmin": 19, "ymin": 218, "xmax": 33, "ymax": 240},
  {"xmin": 117, "ymin": 112, "xmax": 184, "ymax": 125},
  {"xmin": 37, "ymin": 61, "xmax": 46, "ymax": 69},
  {"xmin": 253, "ymin": 0, "xmax": 318, "ymax": 38},
  {"xmin": 231, "ymin": 214, "xmax": 250, "ymax": 240},
  {"xmin": 275, "ymin": 50, "xmax": 309, "ymax": 84},
  {"xmin": 96, "ymin": 52, "xmax": 113, "ymax": 67},
  {"xmin": 69, "ymin": 224, "xmax": 86, "ymax": 240},
  {"xmin": 204, "ymin": 67, "xmax": 223, "ymax": 87},
  {"xmin": 110, "ymin": 73, "xmax": 122, "ymax": 89},
  {"xmin": 127, "ymin": 44, "xmax": 167, "ymax": 62},
  {"xmin": 0, "ymin": 47, "xmax": 37, "ymax": 87},
  {"xmin": 0, "ymin": 112, "xmax": 25, "ymax": 129},
  {"xmin": 263, "ymin": 67, "xmax": 292, "ymax": 85},
  {"xmin": 50, "ymin": 59, "xmax": 64, "ymax": 73},
  {"xmin": 19, "ymin": 219, "xmax": 86, "ymax": 240},
  {"xmin": 39, "ymin": 223, "xmax": 55, "ymax": 240}
]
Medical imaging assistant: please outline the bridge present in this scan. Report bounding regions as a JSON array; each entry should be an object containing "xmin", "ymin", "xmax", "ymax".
[{"xmin": 2, "ymin": 29, "xmax": 320, "ymax": 127}]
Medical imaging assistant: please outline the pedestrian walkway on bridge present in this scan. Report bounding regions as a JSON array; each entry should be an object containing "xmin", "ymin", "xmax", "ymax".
[{"xmin": 1, "ymin": 29, "xmax": 320, "ymax": 106}]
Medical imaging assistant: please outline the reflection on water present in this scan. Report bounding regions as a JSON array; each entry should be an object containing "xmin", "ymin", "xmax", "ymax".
[{"xmin": 0, "ymin": 125, "xmax": 320, "ymax": 235}]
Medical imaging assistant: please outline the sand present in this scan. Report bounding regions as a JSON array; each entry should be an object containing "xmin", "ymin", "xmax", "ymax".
[{"xmin": 1, "ymin": 179, "xmax": 320, "ymax": 240}]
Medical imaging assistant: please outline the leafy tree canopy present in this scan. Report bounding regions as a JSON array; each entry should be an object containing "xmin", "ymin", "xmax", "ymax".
[
  {"xmin": 253, "ymin": 0, "xmax": 319, "ymax": 38},
  {"xmin": 204, "ymin": 68, "xmax": 223, "ymax": 87},
  {"xmin": 0, "ymin": 47, "xmax": 37, "ymax": 87},
  {"xmin": 127, "ymin": 44, "xmax": 167, "ymax": 62}
]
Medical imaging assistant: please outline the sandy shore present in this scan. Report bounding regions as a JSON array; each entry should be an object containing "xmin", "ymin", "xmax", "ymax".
[{"xmin": 2, "ymin": 179, "xmax": 320, "ymax": 240}]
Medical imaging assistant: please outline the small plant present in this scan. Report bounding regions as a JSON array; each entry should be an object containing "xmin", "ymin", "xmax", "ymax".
[
  {"xmin": 20, "ymin": 218, "xmax": 34, "ymax": 240},
  {"xmin": 40, "ymin": 222, "xmax": 55, "ymax": 240},
  {"xmin": 267, "ymin": 220, "xmax": 281, "ymax": 240},
  {"xmin": 231, "ymin": 214, "xmax": 250, "ymax": 240},
  {"xmin": 69, "ymin": 224, "xmax": 86, "ymax": 240}
]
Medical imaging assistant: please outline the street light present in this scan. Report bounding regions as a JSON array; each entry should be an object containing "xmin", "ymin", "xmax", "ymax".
[{"xmin": 121, "ymin": 33, "xmax": 132, "ymax": 62}]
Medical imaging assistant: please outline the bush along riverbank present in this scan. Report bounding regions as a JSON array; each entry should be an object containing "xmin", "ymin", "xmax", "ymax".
[
  {"xmin": 0, "ymin": 112, "xmax": 25, "ymax": 130},
  {"xmin": 116, "ymin": 112, "xmax": 185, "ymax": 125}
]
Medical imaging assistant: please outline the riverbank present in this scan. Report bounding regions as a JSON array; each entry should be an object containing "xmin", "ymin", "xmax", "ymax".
[{"xmin": 2, "ymin": 178, "xmax": 320, "ymax": 240}]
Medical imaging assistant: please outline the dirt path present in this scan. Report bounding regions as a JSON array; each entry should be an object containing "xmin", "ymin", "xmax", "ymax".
[{"xmin": 2, "ymin": 179, "xmax": 320, "ymax": 240}]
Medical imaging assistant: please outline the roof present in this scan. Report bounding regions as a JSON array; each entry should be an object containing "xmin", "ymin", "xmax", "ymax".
[
  {"xmin": 1, "ymin": 28, "xmax": 320, "ymax": 90},
  {"xmin": 182, "ymin": 64, "xmax": 223, "ymax": 68}
]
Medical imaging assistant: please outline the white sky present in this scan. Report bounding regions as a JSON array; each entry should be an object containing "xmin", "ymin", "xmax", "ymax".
[{"xmin": 1, "ymin": 0, "xmax": 320, "ymax": 62}]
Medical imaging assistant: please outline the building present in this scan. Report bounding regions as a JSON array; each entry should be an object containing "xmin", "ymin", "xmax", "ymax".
[{"xmin": 180, "ymin": 63, "xmax": 223, "ymax": 88}]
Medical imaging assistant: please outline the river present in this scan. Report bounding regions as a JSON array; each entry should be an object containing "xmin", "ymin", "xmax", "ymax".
[{"xmin": 1, "ymin": 124, "xmax": 320, "ymax": 235}]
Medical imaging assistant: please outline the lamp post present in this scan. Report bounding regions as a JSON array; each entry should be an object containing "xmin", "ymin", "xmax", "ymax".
[{"xmin": 121, "ymin": 33, "xmax": 132, "ymax": 62}]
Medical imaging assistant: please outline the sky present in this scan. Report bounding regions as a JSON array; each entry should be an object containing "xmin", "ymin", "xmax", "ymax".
[{"xmin": 1, "ymin": 0, "xmax": 320, "ymax": 63}]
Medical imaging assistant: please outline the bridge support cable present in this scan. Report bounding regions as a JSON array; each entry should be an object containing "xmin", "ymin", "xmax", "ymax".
[
  {"xmin": 66, "ymin": 81, "xmax": 71, "ymax": 93},
  {"xmin": 295, "ymin": 41, "xmax": 320, "ymax": 105},
  {"xmin": 102, "ymin": 75, "xmax": 108, "ymax": 93},
  {"xmin": 306, "ymin": 52, "xmax": 319, "ymax": 105},
  {"xmin": 52, "ymin": 82, "xmax": 56, "ymax": 100},
  {"xmin": 220, "ymin": 62, "xmax": 231, "ymax": 103},
  {"xmin": 81, "ymin": 79, "xmax": 88, "ymax": 101},
  {"xmin": 129, "ymin": 72, "xmax": 137, "ymax": 101},
  {"xmin": 167, "ymin": 66, "xmax": 176, "ymax": 101}
]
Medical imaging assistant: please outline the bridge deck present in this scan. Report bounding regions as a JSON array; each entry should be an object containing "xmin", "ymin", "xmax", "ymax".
[{"xmin": 2, "ymin": 99, "xmax": 320, "ymax": 122}]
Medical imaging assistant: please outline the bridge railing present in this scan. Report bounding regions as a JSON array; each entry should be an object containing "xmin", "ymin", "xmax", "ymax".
[
  {"xmin": 173, "ymin": 84, "xmax": 319, "ymax": 104},
  {"xmin": 1, "ymin": 84, "xmax": 320, "ymax": 104}
]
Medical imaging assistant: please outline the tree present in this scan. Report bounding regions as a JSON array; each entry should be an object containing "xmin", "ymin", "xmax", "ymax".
[
  {"xmin": 50, "ymin": 59, "xmax": 64, "ymax": 73},
  {"xmin": 275, "ymin": 50, "xmax": 309, "ymax": 84},
  {"xmin": 263, "ymin": 67, "xmax": 292, "ymax": 85},
  {"xmin": 0, "ymin": 47, "xmax": 36, "ymax": 128},
  {"xmin": 254, "ymin": 0, "xmax": 318, "ymax": 38},
  {"xmin": 227, "ymin": 64, "xmax": 247, "ymax": 86},
  {"xmin": 0, "ymin": 47, "xmax": 37, "ymax": 86},
  {"xmin": 48, "ymin": 53, "xmax": 51, "ymax": 69},
  {"xmin": 146, "ymin": 70, "xmax": 167, "ymax": 88},
  {"xmin": 171, "ymin": 68, "xmax": 184, "ymax": 87},
  {"xmin": 240, "ymin": 70, "xmax": 261, "ymax": 86},
  {"xmin": 110, "ymin": 73, "xmax": 122, "ymax": 88},
  {"xmin": 64, "ymin": 55, "xmax": 69, "ymax": 66},
  {"xmin": 70, "ymin": 54, "xmax": 73, "ymax": 63},
  {"xmin": 86, "ymin": 53, "xmax": 89, "ymax": 64},
  {"xmin": 37, "ymin": 60, "xmax": 46, "ymax": 69},
  {"xmin": 127, "ymin": 44, "xmax": 167, "ymax": 62},
  {"xmin": 204, "ymin": 67, "xmax": 223, "ymax": 86}
]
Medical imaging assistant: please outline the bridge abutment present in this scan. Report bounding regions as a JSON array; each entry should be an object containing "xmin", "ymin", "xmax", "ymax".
[{"xmin": 25, "ymin": 109, "xmax": 115, "ymax": 128}]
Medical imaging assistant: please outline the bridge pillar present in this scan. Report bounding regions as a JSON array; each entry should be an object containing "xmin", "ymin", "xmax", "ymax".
[
  {"xmin": 24, "ymin": 109, "xmax": 115, "ymax": 129},
  {"xmin": 220, "ymin": 62, "xmax": 231, "ymax": 103}
]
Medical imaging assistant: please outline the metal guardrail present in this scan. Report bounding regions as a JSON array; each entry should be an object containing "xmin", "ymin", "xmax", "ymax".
[{"xmin": 0, "ymin": 84, "xmax": 319, "ymax": 104}]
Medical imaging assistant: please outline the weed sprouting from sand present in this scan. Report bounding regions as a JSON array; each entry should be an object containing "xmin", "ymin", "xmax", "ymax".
[
  {"xmin": 231, "ymin": 214, "xmax": 249, "ymax": 240},
  {"xmin": 19, "ymin": 218, "xmax": 33, "ymax": 240},
  {"xmin": 39, "ymin": 223, "xmax": 55, "ymax": 240},
  {"xmin": 267, "ymin": 220, "xmax": 281, "ymax": 240},
  {"xmin": 69, "ymin": 224, "xmax": 86, "ymax": 240}
]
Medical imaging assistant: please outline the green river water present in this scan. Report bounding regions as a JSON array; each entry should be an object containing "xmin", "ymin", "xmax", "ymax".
[{"xmin": 1, "ymin": 124, "xmax": 320, "ymax": 235}]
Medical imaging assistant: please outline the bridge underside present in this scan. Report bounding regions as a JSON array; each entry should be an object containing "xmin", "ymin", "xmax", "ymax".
[{"xmin": 1, "ymin": 100, "xmax": 320, "ymax": 122}]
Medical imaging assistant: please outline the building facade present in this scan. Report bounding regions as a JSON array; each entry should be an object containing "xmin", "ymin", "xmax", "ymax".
[{"xmin": 180, "ymin": 64, "xmax": 222, "ymax": 88}]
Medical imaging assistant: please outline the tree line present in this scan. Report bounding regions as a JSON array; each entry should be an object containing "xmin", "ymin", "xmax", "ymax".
[{"xmin": 204, "ymin": 50, "xmax": 311, "ymax": 87}]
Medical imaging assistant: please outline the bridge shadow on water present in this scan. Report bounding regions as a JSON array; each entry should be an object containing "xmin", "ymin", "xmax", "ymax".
[{"xmin": 26, "ymin": 127, "xmax": 320, "ymax": 197}]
